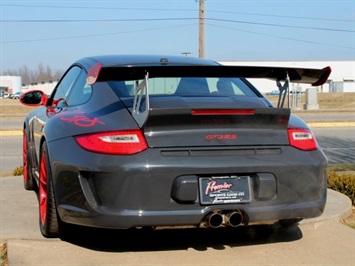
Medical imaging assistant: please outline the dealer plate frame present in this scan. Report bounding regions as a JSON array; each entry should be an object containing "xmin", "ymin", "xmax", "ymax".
[{"xmin": 199, "ymin": 175, "xmax": 252, "ymax": 205}]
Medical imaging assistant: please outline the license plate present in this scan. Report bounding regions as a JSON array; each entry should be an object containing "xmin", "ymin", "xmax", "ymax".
[{"xmin": 199, "ymin": 175, "xmax": 251, "ymax": 205}]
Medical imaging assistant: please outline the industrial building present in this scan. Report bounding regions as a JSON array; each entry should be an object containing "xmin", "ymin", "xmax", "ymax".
[
  {"xmin": 0, "ymin": 76, "xmax": 22, "ymax": 97},
  {"xmin": 1, "ymin": 60, "xmax": 354, "ymax": 97},
  {"xmin": 221, "ymin": 60, "xmax": 355, "ymax": 93}
]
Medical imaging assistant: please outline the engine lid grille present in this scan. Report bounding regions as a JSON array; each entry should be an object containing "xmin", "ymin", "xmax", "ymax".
[{"xmin": 161, "ymin": 148, "xmax": 282, "ymax": 157}]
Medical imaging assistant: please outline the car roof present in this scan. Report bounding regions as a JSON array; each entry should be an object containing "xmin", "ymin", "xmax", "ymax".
[{"xmin": 75, "ymin": 54, "xmax": 219, "ymax": 70}]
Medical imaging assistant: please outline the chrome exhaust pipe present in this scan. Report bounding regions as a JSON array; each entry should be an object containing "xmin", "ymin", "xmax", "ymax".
[
  {"xmin": 203, "ymin": 212, "xmax": 224, "ymax": 228},
  {"xmin": 225, "ymin": 211, "xmax": 243, "ymax": 227}
]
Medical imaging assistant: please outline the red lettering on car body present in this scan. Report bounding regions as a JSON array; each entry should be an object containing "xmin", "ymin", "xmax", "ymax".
[
  {"xmin": 205, "ymin": 134, "xmax": 237, "ymax": 140},
  {"xmin": 60, "ymin": 111, "xmax": 105, "ymax": 127}
]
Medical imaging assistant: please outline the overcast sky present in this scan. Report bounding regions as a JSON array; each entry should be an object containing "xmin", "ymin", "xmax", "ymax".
[{"xmin": 1, "ymin": 0, "xmax": 354, "ymax": 71}]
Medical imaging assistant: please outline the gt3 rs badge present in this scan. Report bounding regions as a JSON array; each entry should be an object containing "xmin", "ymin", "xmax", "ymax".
[{"xmin": 205, "ymin": 134, "xmax": 237, "ymax": 140}]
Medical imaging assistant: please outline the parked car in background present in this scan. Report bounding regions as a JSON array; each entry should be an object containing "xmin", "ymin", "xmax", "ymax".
[
  {"xmin": 12, "ymin": 92, "xmax": 22, "ymax": 99},
  {"xmin": 2, "ymin": 93, "xmax": 10, "ymax": 99},
  {"xmin": 20, "ymin": 54, "xmax": 331, "ymax": 238},
  {"xmin": 266, "ymin": 90, "xmax": 280, "ymax": 95},
  {"xmin": 289, "ymin": 90, "xmax": 304, "ymax": 94}
]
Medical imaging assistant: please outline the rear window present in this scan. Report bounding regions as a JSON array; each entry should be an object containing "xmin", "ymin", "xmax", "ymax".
[{"xmin": 107, "ymin": 77, "xmax": 257, "ymax": 97}]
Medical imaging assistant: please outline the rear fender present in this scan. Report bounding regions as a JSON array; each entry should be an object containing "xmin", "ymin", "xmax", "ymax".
[{"xmin": 43, "ymin": 106, "xmax": 138, "ymax": 143}]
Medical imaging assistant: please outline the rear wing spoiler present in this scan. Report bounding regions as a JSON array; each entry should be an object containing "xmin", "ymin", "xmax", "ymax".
[
  {"xmin": 86, "ymin": 64, "xmax": 331, "ymax": 127},
  {"xmin": 87, "ymin": 64, "xmax": 331, "ymax": 86}
]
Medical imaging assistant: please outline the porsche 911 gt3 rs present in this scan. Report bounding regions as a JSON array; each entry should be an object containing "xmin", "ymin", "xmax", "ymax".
[{"xmin": 20, "ymin": 55, "xmax": 331, "ymax": 238}]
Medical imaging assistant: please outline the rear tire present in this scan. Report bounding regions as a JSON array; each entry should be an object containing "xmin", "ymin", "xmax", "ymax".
[
  {"xmin": 23, "ymin": 131, "xmax": 34, "ymax": 190},
  {"xmin": 38, "ymin": 141, "xmax": 60, "ymax": 238}
]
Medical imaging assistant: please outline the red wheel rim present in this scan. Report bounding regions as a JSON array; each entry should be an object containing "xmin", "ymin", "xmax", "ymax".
[
  {"xmin": 23, "ymin": 132, "xmax": 28, "ymax": 184},
  {"xmin": 39, "ymin": 150, "xmax": 48, "ymax": 226}
]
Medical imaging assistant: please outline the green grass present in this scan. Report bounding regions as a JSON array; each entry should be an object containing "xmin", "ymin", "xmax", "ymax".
[
  {"xmin": 0, "ymin": 243, "xmax": 7, "ymax": 266},
  {"xmin": 327, "ymin": 163, "xmax": 355, "ymax": 229}
]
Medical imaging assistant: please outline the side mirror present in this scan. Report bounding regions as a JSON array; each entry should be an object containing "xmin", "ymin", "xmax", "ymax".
[{"xmin": 20, "ymin": 90, "xmax": 48, "ymax": 106}]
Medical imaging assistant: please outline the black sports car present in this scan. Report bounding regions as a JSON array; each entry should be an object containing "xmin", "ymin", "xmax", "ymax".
[{"xmin": 20, "ymin": 55, "xmax": 331, "ymax": 238}]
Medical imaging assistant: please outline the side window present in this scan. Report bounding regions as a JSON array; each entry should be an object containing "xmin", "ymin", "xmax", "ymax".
[
  {"xmin": 66, "ymin": 70, "xmax": 92, "ymax": 106},
  {"xmin": 52, "ymin": 66, "xmax": 92, "ymax": 107},
  {"xmin": 53, "ymin": 66, "xmax": 81, "ymax": 102},
  {"xmin": 231, "ymin": 78, "xmax": 258, "ymax": 96}
]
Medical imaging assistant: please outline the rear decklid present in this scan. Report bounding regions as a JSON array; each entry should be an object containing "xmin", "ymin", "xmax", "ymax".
[{"xmin": 141, "ymin": 97, "xmax": 290, "ymax": 148}]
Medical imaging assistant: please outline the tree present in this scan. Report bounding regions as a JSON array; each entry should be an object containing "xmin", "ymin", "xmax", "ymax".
[{"xmin": 1, "ymin": 64, "xmax": 63, "ymax": 85}]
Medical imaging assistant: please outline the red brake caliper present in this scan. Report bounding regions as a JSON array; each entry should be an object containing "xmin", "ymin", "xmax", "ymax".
[{"xmin": 39, "ymin": 151, "xmax": 48, "ymax": 225}]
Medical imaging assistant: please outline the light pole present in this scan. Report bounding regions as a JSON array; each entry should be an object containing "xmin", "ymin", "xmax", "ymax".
[{"xmin": 199, "ymin": 0, "xmax": 205, "ymax": 58}]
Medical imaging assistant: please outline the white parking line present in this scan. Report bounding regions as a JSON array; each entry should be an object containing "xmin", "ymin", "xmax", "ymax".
[
  {"xmin": 308, "ymin": 122, "xmax": 355, "ymax": 128},
  {"xmin": 0, "ymin": 130, "xmax": 22, "ymax": 136}
]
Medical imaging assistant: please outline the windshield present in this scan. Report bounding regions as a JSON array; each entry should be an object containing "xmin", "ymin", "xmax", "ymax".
[{"xmin": 107, "ymin": 77, "xmax": 258, "ymax": 98}]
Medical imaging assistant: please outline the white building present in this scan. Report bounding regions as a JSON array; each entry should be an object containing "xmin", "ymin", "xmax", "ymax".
[
  {"xmin": 220, "ymin": 60, "xmax": 355, "ymax": 93},
  {"xmin": 0, "ymin": 76, "xmax": 22, "ymax": 94}
]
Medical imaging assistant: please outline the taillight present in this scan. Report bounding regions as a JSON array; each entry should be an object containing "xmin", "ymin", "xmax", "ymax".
[
  {"xmin": 287, "ymin": 128, "xmax": 318, "ymax": 151},
  {"xmin": 75, "ymin": 130, "xmax": 148, "ymax": 155}
]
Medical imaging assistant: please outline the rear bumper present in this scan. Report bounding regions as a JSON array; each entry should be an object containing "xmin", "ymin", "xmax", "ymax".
[
  {"xmin": 58, "ymin": 197, "xmax": 326, "ymax": 229},
  {"xmin": 50, "ymin": 138, "xmax": 327, "ymax": 229}
]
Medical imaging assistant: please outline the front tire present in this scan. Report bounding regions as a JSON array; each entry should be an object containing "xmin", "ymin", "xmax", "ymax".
[{"xmin": 38, "ymin": 141, "xmax": 60, "ymax": 238}]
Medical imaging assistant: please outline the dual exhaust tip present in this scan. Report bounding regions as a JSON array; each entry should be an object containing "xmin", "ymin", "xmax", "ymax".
[{"xmin": 202, "ymin": 211, "xmax": 244, "ymax": 228}]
